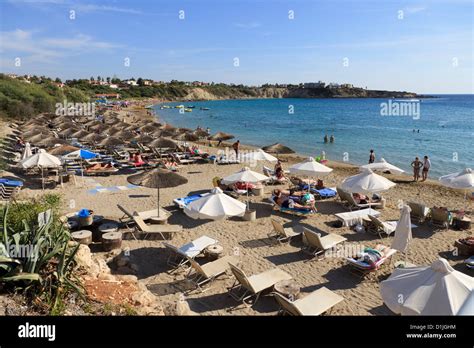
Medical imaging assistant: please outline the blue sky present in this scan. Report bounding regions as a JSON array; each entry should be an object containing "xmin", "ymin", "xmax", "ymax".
[{"xmin": 0, "ymin": 0, "xmax": 472, "ymax": 93}]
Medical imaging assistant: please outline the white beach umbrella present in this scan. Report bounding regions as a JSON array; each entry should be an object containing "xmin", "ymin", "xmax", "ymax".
[
  {"xmin": 391, "ymin": 205, "xmax": 413, "ymax": 263},
  {"xmin": 439, "ymin": 168, "xmax": 474, "ymax": 189},
  {"xmin": 361, "ymin": 158, "xmax": 405, "ymax": 175},
  {"xmin": 221, "ymin": 167, "xmax": 269, "ymax": 185},
  {"xmin": 184, "ymin": 187, "xmax": 247, "ymax": 220},
  {"xmin": 240, "ymin": 149, "xmax": 278, "ymax": 163},
  {"xmin": 221, "ymin": 167, "xmax": 269, "ymax": 209},
  {"xmin": 380, "ymin": 258, "xmax": 474, "ymax": 315},
  {"xmin": 458, "ymin": 292, "xmax": 474, "ymax": 315},
  {"xmin": 341, "ymin": 168, "xmax": 396, "ymax": 195},
  {"xmin": 439, "ymin": 168, "xmax": 474, "ymax": 208},
  {"xmin": 21, "ymin": 142, "xmax": 32, "ymax": 160},
  {"xmin": 18, "ymin": 149, "xmax": 61, "ymax": 190},
  {"xmin": 289, "ymin": 157, "xmax": 333, "ymax": 177},
  {"xmin": 19, "ymin": 149, "xmax": 61, "ymax": 169}
]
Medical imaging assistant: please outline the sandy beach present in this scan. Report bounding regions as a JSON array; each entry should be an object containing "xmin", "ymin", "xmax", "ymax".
[{"xmin": 5, "ymin": 107, "xmax": 471, "ymax": 316}]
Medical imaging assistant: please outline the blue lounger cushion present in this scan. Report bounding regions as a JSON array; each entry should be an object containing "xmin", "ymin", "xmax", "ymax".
[{"xmin": 299, "ymin": 185, "xmax": 336, "ymax": 198}]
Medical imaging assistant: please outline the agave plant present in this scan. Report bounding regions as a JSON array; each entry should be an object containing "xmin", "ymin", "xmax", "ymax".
[{"xmin": 0, "ymin": 203, "xmax": 81, "ymax": 312}]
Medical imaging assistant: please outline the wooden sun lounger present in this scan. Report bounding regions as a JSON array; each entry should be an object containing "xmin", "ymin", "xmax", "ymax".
[
  {"xmin": 130, "ymin": 215, "xmax": 181, "ymax": 240},
  {"xmin": 163, "ymin": 235, "xmax": 218, "ymax": 271},
  {"xmin": 227, "ymin": 263, "xmax": 292, "ymax": 307},
  {"xmin": 273, "ymin": 287, "xmax": 344, "ymax": 316},
  {"xmin": 117, "ymin": 204, "xmax": 170, "ymax": 224},
  {"xmin": 301, "ymin": 227, "xmax": 347, "ymax": 260},
  {"xmin": 430, "ymin": 207, "xmax": 452, "ymax": 230},
  {"xmin": 267, "ymin": 219, "xmax": 302, "ymax": 243},
  {"xmin": 367, "ymin": 215, "xmax": 418, "ymax": 238},
  {"xmin": 407, "ymin": 201, "xmax": 431, "ymax": 223},
  {"xmin": 346, "ymin": 245, "xmax": 397, "ymax": 277},
  {"xmin": 186, "ymin": 255, "xmax": 239, "ymax": 292},
  {"xmin": 337, "ymin": 187, "xmax": 383, "ymax": 211}
]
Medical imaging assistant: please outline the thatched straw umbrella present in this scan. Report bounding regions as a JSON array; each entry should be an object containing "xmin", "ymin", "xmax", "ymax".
[
  {"xmin": 209, "ymin": 132, "xmax": 234, "ymax": 141},
  {"xmin": 193, "ymin": 129, "xmax": 209, "ymax": 138},
  {"xmin": 48, "ymin": 144, "xmax": 80, "ymax": 156},
  {"xmin": 99, "ymin": 136, "xmax": 125, "ymax": 147},
  {"xmin": 139, "ymin": 124, "xmax": 161, "ymax": 133},
  {"xmin": 177, "ymin": 127, "xmax": 193, "ymax": 134},
  {"xmin": 262, "ymin": 143, "xmax": 295, "ymax": 154},
  {"xmin": 58, "ymin": 127, "xmax": 80, "ymax": 138},
  {"xmin": 71, "ymin": 129, "xmax": 90, "ymax": 139},
  {"xmin": 22, "ymin": 127, "xmax": 51, "ymax": 138},
  {"xmin": 114, "ymin": 130, "xmax": 135, "ymax": 141},
  {"xmin": 106, "ymin": 126, "xmax": 122, "ymax": 136},
  {"xmin": 104, "ymin": 118, "xmax": 121, "ymax": 125},
  {"xmin": 160, "ymin": 129, "xmax": 178, "ymax": 137},
  {"xmin": 88, "ymin": 123, "xmax": 108, "ymax": 132},
  {"xmin": 148, "ymin": 138, "xmax": 178, "ymax": 150},
  {"xmin": 57, "ymin": 121, "xmax": 77, "ymax": 130},
  {"xmin": 36, "ymin": 137, "xmax": 69, "ymax": 148},
  {"xmin": 150, "ymin": 130, "xmax": 163, "ymax": 138},
  {"xmin": 173, "ymin": 132, "xmax": 199, "ymax": 142},
  {"xmin": 82, "ymin": 133, "xmax": 106, "ymax": 144},
  {"xmin": 209, "ymin": 131, "xmax": 234, "ymax": 146},
  {"xmin": 24, "ymin": 133, "xmax": 49, "ymax": 144},
  {"xmin": 133, "ymin": 134, "xmax": 154, "ymax": 144},
  {"xmin": 127, "ymin": 169, "xmax": 188, "ymax": 218},
  {"xmin": 24, "ymin": 118, "xmax": 46, "ymax": 126},
  {"xmin": 161, "ymin": 124, "xmax": 176, "ymax": 131}
]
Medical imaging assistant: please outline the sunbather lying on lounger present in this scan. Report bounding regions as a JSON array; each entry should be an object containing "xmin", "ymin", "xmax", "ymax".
[
  {"xmin": 86, "ymin": 163, "xmax": 114, "ymax": 170},
  {"xmin": 273, "ymin": 189, "xmax": 315, "ymax": 211},
  {"xmin": 352, "ymin": 193, "xmax": 382, "ymax": 205},
  {"xmin": 234, "ymin": 182, "xmax": 257, "ymax": 191},
  {"xmin": 353, "ymin": 244, "xmax": 391, "ymax": 268},
  {"xmin": 162, "ymin": 159, "xmax": 179, "ymax": 171}
]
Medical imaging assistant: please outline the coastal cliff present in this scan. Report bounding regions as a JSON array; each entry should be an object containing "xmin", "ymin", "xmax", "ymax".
[{"xmin": 183, "ymin": 86, "xmax": 419, "ymax": 101}]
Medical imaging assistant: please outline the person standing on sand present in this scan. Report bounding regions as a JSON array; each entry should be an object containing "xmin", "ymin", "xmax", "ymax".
[
  {"xmin": 422, "ymin": 155, "xmax": 431, "ymax": 181},
  {"xmin": 411, "ymin": 157, "xmax": 423, "ymax": 182},
  {"xmin": 232, "ymin": 140, "xmax": 240, "ymax": 158},
  {"xmin": 369, "ymin": 149, "xmax": 375, "ymax": 164}
]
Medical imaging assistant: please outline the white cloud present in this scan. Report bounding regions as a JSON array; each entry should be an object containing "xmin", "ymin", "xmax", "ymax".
[
  {"xmin": 7, "ymin": 0, "xmax": 142, "ymax": 15},
  {"xmin": 0, "ymin": 29, "xmax": 122, "ymax": 64},
  {"xmin": 74, "ymin": 4, "xmax": 142, "ymax": 15}
]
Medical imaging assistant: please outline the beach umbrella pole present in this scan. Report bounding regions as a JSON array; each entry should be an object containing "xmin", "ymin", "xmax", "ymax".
[{"xmin": 157, "ymin": 185, "xmax": 160, "ymax": 217}]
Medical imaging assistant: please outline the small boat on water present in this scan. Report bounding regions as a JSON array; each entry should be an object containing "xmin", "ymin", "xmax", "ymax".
[
  {"xmin": 186, "ymin": 105, "xmax": 195, "ymax": 109},
  {"xmin": 184, "ymin": 108, "xmax": 193, "ymax": 112},
  {"xmin": 200, "ymin": 107, "xmax": 210, "ymax": 110},
  {"xmin": 394, "ymin": 99, "xmax": 420, "ymax": 102},
  {"xmin": 161, "ymin": 105, "xmax": 172, "ymax": 109},
  {"xmin": 175, "ymin": 105, "xmax": 185, "ymax": 108}
]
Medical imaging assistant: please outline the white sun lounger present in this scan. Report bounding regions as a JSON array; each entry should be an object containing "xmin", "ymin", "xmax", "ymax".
[
  {"xmin": 334, "ymin": 208, "xmax": 381, "ymax": 227},
  {"xmin": 227, "ymin": 263, "xmax": 292, "ymax": 306},
  {"xmin": 273, "ymin": 287, "xmax": 344, "ymax": 316},
  {"xmin": 163, "ymin": 235, "xmax": 218, "ymax": 270}
]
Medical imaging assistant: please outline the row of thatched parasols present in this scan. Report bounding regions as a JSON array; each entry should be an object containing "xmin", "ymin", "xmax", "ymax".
[{"xmin": 19, "ymin": 113, "xmax": 296, "ymax": 155}]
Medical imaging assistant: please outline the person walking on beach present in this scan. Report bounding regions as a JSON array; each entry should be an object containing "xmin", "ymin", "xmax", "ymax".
[
  {"xmin": 232, "ymin": 140, "xmax": 240, "ymax": 158},
  {"xmin": 411, "ymin": 157, "xmax": 423, "ymax": 182},
  {"xmin": 422, "ymin": 155, "xmax": 431, "ymax": 181},
  {"xmin": 369, "ymin": 149, "xmax": 375, "ymax": 164}
]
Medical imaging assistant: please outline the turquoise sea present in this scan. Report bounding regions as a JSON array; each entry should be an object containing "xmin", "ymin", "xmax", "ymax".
[{"xmin": 154, "ymin": 95, "xmax": 473, "ymax": 178}]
